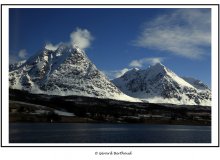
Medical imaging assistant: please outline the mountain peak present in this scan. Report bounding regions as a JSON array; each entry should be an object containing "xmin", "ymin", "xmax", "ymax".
[
  {"xmin": 132, "ymin": 67, "xmax": 139, "ymax": 71},
  {"xmin": 149, "ymin": 63, "xmax": 166, "ymax": 70},
  {"xmin": 111, "ymin": 63, "xmax": 211, "ymax": 106},
  {"xmin": 154, "ymin": 62, "xmax": 164, "ymax": 66},
  {"xmin": 44, "ymin": 43, "xmax": 82, "ymax": 53},
  {"xmin": 145, "ymin": 63, "xmax": 168, "ymax": 76},
  {"xmin": 9, "ymin": 44, "xmax": 142, "ymax": 103}
]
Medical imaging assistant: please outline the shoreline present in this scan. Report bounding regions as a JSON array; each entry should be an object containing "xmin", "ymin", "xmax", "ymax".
[{"xmin": 9, "ymin": 119, "xmax": 211, "ymax": 126}]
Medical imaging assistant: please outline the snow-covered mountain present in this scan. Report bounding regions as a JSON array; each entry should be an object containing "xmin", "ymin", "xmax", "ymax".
[
  {"xmin": 9, "ymin": 60, "xmax": 26, "ymax": 72},
  {"xmin": 9, "ymin": 44, "xmax": 141, "ymax": 103},
  {"xmin": 111, "ymin": 63, "xmax": 211, "ymax": 106}
]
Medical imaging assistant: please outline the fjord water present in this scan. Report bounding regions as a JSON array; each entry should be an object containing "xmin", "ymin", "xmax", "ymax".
[{"xmin": 9, "ymin": 123, "xmax": 211, "ymax": 143}]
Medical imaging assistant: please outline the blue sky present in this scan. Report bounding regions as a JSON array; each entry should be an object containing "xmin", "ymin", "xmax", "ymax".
[{"xmin": 9, "ymin": 8, "xmax": 211, "ymax": 87}]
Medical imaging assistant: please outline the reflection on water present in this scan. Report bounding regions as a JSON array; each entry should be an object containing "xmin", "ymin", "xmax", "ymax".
[{"xmin": 9, "ymin": 123, "xmax": 211, "ymax": 143}]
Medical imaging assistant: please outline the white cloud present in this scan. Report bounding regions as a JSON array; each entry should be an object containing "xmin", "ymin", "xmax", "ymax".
[
  {"xmin": 129, "ymin": 60, "xmax": 142, "ymax": 67},
  {"xmin": 9, "ymin": 50, "xmax": 28, "ymax": 64},
  {"xmin": 114, "ymin": 68, "xmax": 131, "ymax": 78},
  {"xmin": 100, "ymin": 70, "xmax": 114, "ymax": 77},
  {"xmin": 45, "ymin": 42, "xmax": 63, "ymax": 51},
  {"xmin": 18, "ymin": 49, "xmax": 28, "ymax": 59},
  {"xmin": 101, "ymin": 68, "xmax": 132, "ymax": 79},
  {"xmin": 132, "ymin": 9, "xmax": 211, "ymax": 59},
  {"xmin": 129, "ymin": 57, "xmax": 166, "ymax": 67},
  {"xmin": 44, "ymin": 28, "xmax": 94, "ymax": 51},
  {"xmin": 70, "ymin": 28, "xmax": 94, "ymax": 50}
]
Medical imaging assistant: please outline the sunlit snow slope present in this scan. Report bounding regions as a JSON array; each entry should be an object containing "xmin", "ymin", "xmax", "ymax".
[
  {"xmin": 9, "ymin": 44, "xmax": 141, "ymax": 103},
  {"xmin": 111, "ymin": 63, "xmax": 211, "ymax": 106}
]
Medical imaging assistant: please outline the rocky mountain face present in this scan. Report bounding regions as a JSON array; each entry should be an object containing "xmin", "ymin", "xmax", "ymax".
[
  {"xmin": 111, "ymin": 63, "xmax": 211, "ymax": 106},
  {"xmin": 9, "ymin": 44, "xmax": 141, "ymax": 102}
]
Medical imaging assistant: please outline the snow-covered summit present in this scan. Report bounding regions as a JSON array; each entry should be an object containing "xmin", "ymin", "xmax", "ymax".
[
  {"xmin": 9, "ymin": 44, "xmax": 141, "ymax": 103},
  {"xmin": 147, "ymin": 63, "xmax": 165, "ymax": 71},
  {"xmin": 111, "ymin": 63, "xmax": 211, "ymax": 106}
]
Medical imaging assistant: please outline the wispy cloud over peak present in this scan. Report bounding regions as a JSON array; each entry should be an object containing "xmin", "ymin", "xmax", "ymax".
[
  {"xmin": 9, "ymin": 49, "xmax": 29, "ymax": 64},
  {"xmin": 18, "ymin": 49, "xmax": 28, "ymax": 59},
  {"xmin": 129, "ymin": 60, "xmax": 142, "ymax": 67},
  {"xmin": 70, "ymin": 28, "xmax": 94, "ymax": 50},
  {"xmin": 129, "ymin": 57, "xmax": 166, "ymax": 67},
  {"xmin": 45, "ymin": 28, "xmax": 95, "ymax": 51},
  {"xmin": 113, "ymin": 68, "xmax": 132, "ymax": 78},
  {"xmin": 132, "ymin": 9, "xmax": 211, "ymax": 59},
  {"xmin": 101, "ymin": 68, "xmax": 132, "ymax": 79},
  {"xmin": 45, "ymin": 42, "xmax": 63, "ymax": 51}
]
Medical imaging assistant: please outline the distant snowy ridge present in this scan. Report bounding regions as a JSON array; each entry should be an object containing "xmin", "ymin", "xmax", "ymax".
[
  {"xmin": 9, "ymin": 44, "xmax": 141, "ymax": 103},
  {"xmin": 181, "ymin": 76, "xmax": 211, "ymax": 91},
  {"xmin": 9, "ymin": 60, "xmax": 26, "ymax": 72},
  {"xmin": 111, "ymin": 63, "xmax": 211, "ymax": 106}
]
